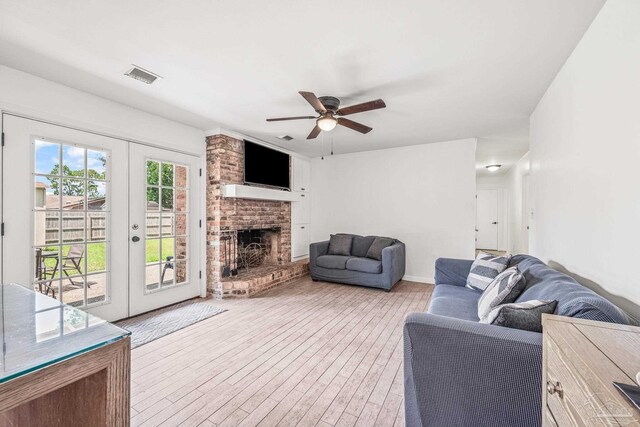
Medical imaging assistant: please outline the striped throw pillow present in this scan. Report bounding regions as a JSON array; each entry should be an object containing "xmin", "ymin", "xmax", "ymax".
[
  {"xmin": 480, "ymin": 300, "xmax": 558, "ymax": 332},
  {"xmin": 466, "ymin": 252, "xmax": 511, "ymax": 292},
  {"xmin": 477, "ymin": 266, "xmax": 526, "ymax": 320}
]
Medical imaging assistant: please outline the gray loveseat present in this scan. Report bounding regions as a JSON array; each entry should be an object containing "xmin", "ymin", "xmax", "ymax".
[
  {"xmin": 309, "ymin": 234, "xmax": 405, "ymax": 291},
  {"xmin": 403, "ymin": 254, "xmax": 632, "ymax": 427}
]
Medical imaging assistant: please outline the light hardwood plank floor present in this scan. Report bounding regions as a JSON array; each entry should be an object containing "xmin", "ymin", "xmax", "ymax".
[{"xmin": 130, "ymin": 276, "xmax": 433, "ymax": 426}]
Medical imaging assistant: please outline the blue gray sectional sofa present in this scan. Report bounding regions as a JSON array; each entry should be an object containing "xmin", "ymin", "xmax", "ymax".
[
  {"xmin": 403, "ymin": 254, "xmax": 632, "ymax": 427},
  {"xmin": 309, "ymin": 235, "xmax": 405, "ymax": 291}
]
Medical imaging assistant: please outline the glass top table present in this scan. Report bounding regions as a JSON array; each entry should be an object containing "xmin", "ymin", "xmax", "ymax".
[{"xmin": 0, "ymin": 283, "xmax": 130, "ymax": 384}]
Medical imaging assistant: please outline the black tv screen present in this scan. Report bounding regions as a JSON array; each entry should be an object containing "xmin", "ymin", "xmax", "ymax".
[{"xmin": 244, "ymin": 140, "xmax": 290, "ymax": 190}]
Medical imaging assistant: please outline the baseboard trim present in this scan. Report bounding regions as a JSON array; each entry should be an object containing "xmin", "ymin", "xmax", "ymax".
[{"xmin": 402, "ymin": 275, "xmax": 434, "ymax": 284}]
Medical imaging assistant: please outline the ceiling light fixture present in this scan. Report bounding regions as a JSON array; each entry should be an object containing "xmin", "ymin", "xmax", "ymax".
[
  {"xmin": 485, "ymin": 164, "xmax": 502, "ymax": 172},
  {"xmin": 316, "ymin": 115, "xmax": 337, "ymax": 132}
]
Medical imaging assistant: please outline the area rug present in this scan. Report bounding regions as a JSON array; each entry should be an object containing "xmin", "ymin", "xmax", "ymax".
[{"xmin": 116, "ymin": 299, "xmax": 226, "ymax": 349}]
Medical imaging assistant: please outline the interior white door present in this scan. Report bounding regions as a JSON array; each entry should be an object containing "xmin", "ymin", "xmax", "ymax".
[
  {"xmin": 129, "ymin": 143, "xmax": 201, "ymax": 316},
  {"xmin": 1, "ymin": 114, "xmax": 129, "ymax": 321},
  {"xmin": 476, "ymin": 189, "xmax": 499, "ymax": 250}
]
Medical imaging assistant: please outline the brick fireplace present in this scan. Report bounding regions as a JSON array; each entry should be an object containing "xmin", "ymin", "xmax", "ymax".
[{"xmin": 206, "ymin": 134, "xmax": 307, "ymax": 298}]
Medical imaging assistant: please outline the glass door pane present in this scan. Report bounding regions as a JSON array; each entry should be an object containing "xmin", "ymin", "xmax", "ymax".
[
  {"xmin": 144, "ymin": 160, "xmax": 190, "ymax": 292},
  {"xmin": 33, "ymin": 139, "xmax": 110, "ymax": 307}
]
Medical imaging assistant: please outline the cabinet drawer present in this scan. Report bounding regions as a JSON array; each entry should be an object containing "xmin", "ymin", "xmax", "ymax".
[{"xmin": 544, "ymin": 322, "xmax": 639, "ymax": 426}]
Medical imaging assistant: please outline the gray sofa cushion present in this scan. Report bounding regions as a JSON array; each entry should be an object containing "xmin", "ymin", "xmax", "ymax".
[
  {"xmin": 512, "ymin": 255, "xmax": 631, "ymax": 324},
  {"xmin": 427, "ymin": 284, "xmax": 481, "ymax": 322},
  {"xmin": 328, "ymin": 234, "xmax": 353, "ymax": 256},
  {"xmin": 366, "ymin": 237, "xmax": 395, "ymax": 260},
  {"xmin": 351, "ymin": 236, "xmax": 376, "ymax": 257},
  {"xmin": 346, "ymin": 257, "xmax": 382, "ymax": 274},
  {"xmin": 316, "ymin": 255, "xmax": 352, "ymax": 270}
]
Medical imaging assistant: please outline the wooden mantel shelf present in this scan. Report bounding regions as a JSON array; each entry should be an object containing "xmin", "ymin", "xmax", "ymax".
[{"xmin": 222, "ymin": 184, "xmax": 303, "ymax": 202}]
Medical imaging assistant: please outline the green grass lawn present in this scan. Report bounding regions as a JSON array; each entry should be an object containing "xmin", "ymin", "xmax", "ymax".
[{"xmin": 41, "ymin": 238, "xmax": 174, "ymax": 278}]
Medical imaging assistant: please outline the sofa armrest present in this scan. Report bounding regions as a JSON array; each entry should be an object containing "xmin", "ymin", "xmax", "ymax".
[
  {"xmin": 382, "ymin": 242, "xmax": 405, "ymax": 285},
  {"xmin": 309, "ymin": 240, "xmax": 329, "ymax": 266},
  {"xmin": 403, "ymin": 313, "xmax": 542, "ymax": 427},
  {"xmin": 434, "ymin": 257, "xmax": 473, "ymax": 286}
]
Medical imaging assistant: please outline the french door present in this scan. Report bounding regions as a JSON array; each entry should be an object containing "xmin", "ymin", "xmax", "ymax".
[
  {"xmin": 2, "ymin": 114, "xmax": 129, "ymax": 321},
  {"xmin": 128, "ymin": 143, "xmax": 201, "ymax": 316},
  {"xmin": 2, "ymin": 114, "xmax": 202, "ymax": 321}
]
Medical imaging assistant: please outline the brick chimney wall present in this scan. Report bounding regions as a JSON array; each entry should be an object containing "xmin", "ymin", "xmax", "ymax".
[{"xmin": 205, "ymin": 134, "xmax": 291, "ymax": 298}]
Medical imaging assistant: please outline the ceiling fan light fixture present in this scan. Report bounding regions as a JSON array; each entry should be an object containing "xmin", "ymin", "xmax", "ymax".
[
  {"xmin": 317, "ymin": 115, "xmax": 337, "ymax": 131},
  {"xmin": 486, "ymin": 164, "xmax": 502, "ymax": 172}
]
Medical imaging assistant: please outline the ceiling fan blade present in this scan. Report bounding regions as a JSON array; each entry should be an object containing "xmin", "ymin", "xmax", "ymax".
[
  {"xmin": 307, "ymin": 124, "xmax": 322, "ymax": 139},
  {"xmin": 299, "ymin": 91, "xmax": 326, "ymax": 113},
  {"xmin": 266, "ymin": 116, "xmax": 316, "ymax": 122},
  {"xmin": 337, "ymin": 99, "xmax": 386, "ymax": 116},
  {"xmin": 337, "ymin": 118, "xmax": 372, "ymax": 134}
]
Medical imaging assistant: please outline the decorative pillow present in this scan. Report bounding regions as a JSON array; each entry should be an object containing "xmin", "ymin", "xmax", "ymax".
[
  {"xmin": 365, "ymin": 237, "xmax": 395, "ymax": 260},
  {"xmin": 328, "ymin": 234, "xmax": 353, "ymax": 256},
  {"xmin": 351, "ymin": 236, "xmax": 376, "ymax": 257},
  {"xmin": 477, "ymin": 266, "xmax": 526, "ymax": 320},
  {"xmin": 466, "ymin": 252, "xmax": 511, "ymax": 292},
  {"xmin": 480, "ymin": 300, "xmax": 558, "ymax": 332}
]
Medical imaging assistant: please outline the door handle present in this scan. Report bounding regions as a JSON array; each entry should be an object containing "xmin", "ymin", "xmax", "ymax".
[
  {"xmin": 492, "ymin": 222, "xmax": 498, "ymax": 225},
  {"xmin": 131, "ymin": 236, "xmax": 140, "ymax": 242}
]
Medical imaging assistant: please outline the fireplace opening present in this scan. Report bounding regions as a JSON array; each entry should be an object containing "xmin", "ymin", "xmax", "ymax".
[
  {"xmin": 220, "ymin": 228, "xmax": 281, "ymax": 278},
  {"xmin": 237, "ymin": 228, "xmax": 280, "ymax": 270}
]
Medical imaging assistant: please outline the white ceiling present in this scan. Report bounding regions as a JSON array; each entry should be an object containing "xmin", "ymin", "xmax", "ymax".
[
  {"xmin": 0, "ymin": 0, "xmax": 605, "ymax": 157},
  {"xmin": 475, "ymin": 138, "xmax": 529, "ymax": 177}
]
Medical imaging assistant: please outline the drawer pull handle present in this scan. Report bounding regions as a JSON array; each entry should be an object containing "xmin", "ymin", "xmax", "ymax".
[{"xmin": 546, "ymin": 381, "xmax": 563, "ymax": 398}]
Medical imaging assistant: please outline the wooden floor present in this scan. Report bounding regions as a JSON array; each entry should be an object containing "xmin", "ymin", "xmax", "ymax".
[{"xmin": 130, "ymin": 277, "xmax": 433, "ymax": 427}]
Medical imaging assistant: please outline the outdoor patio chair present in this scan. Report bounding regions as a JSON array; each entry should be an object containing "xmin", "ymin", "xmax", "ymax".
[
  {"xmin": 160, "ymin": 256, "xmax": 174, "ymax": 285},
  {"xmin": 62, "ymin": 244, "xmax": 87, "ymax": 287},
  {"xmin": 35, "ymin": 248, "xmax": 57, "ymax": 298}
]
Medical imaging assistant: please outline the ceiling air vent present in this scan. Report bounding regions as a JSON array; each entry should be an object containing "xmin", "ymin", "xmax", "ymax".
[
  {"xmin": 124, "ymin": 65, "xmax": 162, "ymax": 84},
  {"xmin": 277, "ymin": 135, "xmax": 294, "ymax": 141}
]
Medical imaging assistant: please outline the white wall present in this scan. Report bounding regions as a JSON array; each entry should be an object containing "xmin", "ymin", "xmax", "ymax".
[
  {"xmin": 311, "ymin": 139, "xmax": 477, "ymax": 283},
  {"xmin": 476, "ymin": 175, "xmax": 509, "ymax": 251},
  {"xmin": 504, "ymin": 153, "xmax": 530, "ymax": 254},
  {"xmin": 0, "ymin": 65, "xmax": 205, "ymax": 154},
  {"xmin": 529, "ymin": 0, "xmax": 640, "ymax": 319}
]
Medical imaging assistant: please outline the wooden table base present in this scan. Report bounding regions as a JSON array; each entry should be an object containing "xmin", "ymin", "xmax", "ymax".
[{"xmin": 0, "ymin": 337, "xmax": 130, "ymax": 427}]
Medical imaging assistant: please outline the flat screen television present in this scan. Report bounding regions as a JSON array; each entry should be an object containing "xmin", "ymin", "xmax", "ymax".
[{"xmin": 244, "ymin": 140, "xmax": 290, "ymax": 190}]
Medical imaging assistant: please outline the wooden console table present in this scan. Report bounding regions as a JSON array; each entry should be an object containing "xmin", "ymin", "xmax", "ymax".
[
  {"xmin": 542, "ymin": 314, "xmax": 640, "ymax": 426},
  {"xmin": 0, "ymin": 284, "xmax": 130, "ymax": 426}
]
